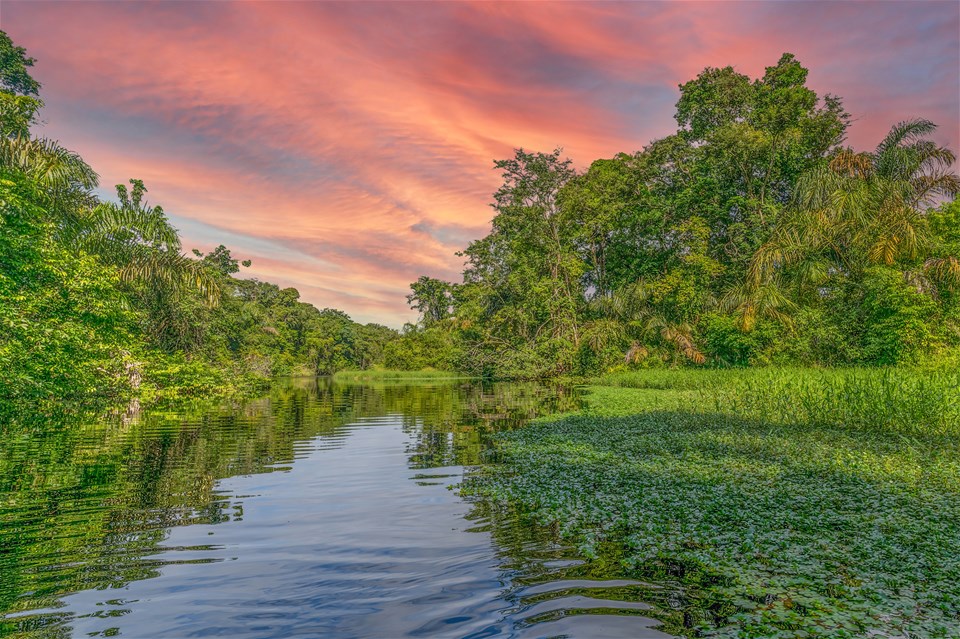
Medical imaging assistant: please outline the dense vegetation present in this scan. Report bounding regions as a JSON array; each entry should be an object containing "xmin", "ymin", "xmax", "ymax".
[
  {"xmin": 394, "ymin": 53, "xmax": 959, "ymax": 378},
  {"xmin": 463, "ymin": 368, "xmax": 960, "ymax": 637},
  {"xmin": 5, "ymin": 31, "xmax": 957, "ymax": 413},
  {"xmin": 0, "ymin": 32, "xmax": 397, "ymax": 420}
]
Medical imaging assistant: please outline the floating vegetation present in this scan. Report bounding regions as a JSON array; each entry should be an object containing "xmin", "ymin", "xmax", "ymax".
[{"xmin": 463, "ymin": 368, "xmax": 960, "ymax": 638}]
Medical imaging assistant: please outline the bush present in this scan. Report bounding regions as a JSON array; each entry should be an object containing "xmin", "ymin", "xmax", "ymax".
[
  {"xmin": 701, "ymin": 312, "xmax": 778, "ymax": 366},
  {"xmin": 858, "ymin": 266, "xmax": 942, "ymax": 364}
]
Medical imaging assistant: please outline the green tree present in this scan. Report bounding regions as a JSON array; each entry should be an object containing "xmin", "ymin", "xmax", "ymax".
[
  {"xmin": 741, "ymin": 120, "xmax": 959, "ymax": 362},
  {"xmin": 0, "ymin": 30, "xmax": 42, "ymax": 137},
  {"xmin": 750, "ymin": 120, "xmax": 959, "ymax": 289},
  {"xmin": 406, "ymin": 275, "xmax": 453, "ymax": 325},
  {"xmin": 456, "ymin": 149, "xmax": 583, "ymax": 377},
  {"xmin": 676, "ymin": 53, "xmax": 848, "ymax": 284},
  {"xmin": 0, "ymin": 175, "xmax": 137, "ymax": 415}
]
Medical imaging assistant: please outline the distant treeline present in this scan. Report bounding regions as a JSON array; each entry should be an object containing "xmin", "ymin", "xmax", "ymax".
[
  {"xmin": 3, "ymin": 31, "xmax": 959, "ymax": 418},
  {"xmin": 0, "ymin": 31, "xmax": 399, "ymax": 418},
  {"xmin": 394, "ymin": 53, "xmax": 960, "ymax": 378}
]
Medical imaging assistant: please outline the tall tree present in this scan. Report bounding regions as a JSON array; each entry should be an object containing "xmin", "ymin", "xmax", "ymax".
[
  {"xmin": 751, "ymin": 119, "xmax": 960, "ymax": 286},
  {"xmin": 457, "ymin": 149, "xmax": 583, "ymax": 376},
  {"xmin": 0, "ymin": 30, "xmax": 42, "ymax": 137},
  {"xmin": 675, "ymin": 54, "xmax": 848, "ymax": 285},
  {"xmin": 406, "ymin": 276, "xmax": 453, "ymax": 325}
]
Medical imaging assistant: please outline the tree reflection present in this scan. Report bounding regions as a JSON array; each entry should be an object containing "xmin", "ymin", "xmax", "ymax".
[{"xmin": 0, "ymin": 379, "xmax": 579, "ymax": 637}]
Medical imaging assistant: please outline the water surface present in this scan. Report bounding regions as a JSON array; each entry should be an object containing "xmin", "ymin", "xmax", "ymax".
[{"xmin": 1, "ymin": 379, "xmax": 679, "ymax": 638}]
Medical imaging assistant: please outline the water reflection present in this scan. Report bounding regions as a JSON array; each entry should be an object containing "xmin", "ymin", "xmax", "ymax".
[{"xmin": 1, "ymin": 379, "xmax": 678, "ymax": 638}]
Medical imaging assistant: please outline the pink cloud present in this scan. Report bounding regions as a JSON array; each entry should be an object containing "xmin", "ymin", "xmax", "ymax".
[{"xmin": 4, "ymin": 1, "xmax": 957, "ymax": 325}]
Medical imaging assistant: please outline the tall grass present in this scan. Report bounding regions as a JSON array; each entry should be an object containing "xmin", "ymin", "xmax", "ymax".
[
  {"xmin": 713, "ymin": 368, "xmax": 960, "ymax": 436},
  {"xmin": 595, "ymin": 367, "xmax": 960, "ymax": 436},
  {"xmin": 596, "ymin": 368, "xmax": 761, "ymax": 391}
]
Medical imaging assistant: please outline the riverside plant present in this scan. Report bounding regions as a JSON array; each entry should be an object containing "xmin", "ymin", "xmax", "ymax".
[
  {"xmin": 713, "ymin": 368, "xmax": 960, "ymax": 437},
  {"xmin": 331, "ymin": 368, "xmax": 467, "ymax": 382},
  {"xmin": 463, "ymin": 368, "xmax": 960, "ymax": 638}
]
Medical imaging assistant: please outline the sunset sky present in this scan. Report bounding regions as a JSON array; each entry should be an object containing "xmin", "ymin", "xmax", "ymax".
[{"xmin": 3, "ymin": 1, "xmax": 958, "ymax": 326}]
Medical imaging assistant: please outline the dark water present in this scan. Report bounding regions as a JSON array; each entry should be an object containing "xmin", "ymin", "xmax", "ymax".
[{"xmin": 1, "ymin": 379, "xmax": 678, "ymax": 638}]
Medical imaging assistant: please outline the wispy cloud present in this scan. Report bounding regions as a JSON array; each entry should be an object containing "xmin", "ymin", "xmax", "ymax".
[{"xmin": 6, "ymin": 0, "xmax": 958, "ymax": 325}]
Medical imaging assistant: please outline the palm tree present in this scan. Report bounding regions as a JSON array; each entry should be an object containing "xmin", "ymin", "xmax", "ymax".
[
  {"xmin": 0, "ymin": 134, "xmax": 98, "ymax": 219},
  {"xmin": 78, "ymin": 180, "xmax": 220, "ymax": 304},
  {"xmin": 0, "ymin": 134, "xmax": 220, "ymax": 304},
  {"xmin": 720, "ymin": 277, "xmax": 796, "ymax": 332},
  {"xmin": 587, "ymin": 279, "xmax": 706, "ymax": 364},
  {"xmin": 747, "ymin": 119, "xmax": 960, "ymax": 291}
]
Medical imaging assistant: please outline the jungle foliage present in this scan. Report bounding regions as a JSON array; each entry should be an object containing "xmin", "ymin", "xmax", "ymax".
[
  {"xmin": 400, "ymin": 53, "xmax": 959, "ymax": 378},
  {"xmin": 0, "ymin": 32, "xmax": 397, "ymax": 419}
]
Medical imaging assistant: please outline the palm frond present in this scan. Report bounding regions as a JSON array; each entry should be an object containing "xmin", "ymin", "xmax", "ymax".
[
  {"xmin": 581, "ymin": 318, "xmax": 626, "ymax": 352},
  {"xmin": 925, "ymin": 256, "xmax": 960, "ymax": 292},
  {"xmin": 829, "ymin": 149, "xmax": 872, "ymax": 178},
  {"xmin": 875, "ymin": 119, "xmax": 938, "ymax": 159},
  {"xmin": 0, "ymin": 135, "xmax": 98, "ymax": 191},
  {"xmin": 912, "ymin": 172, "xmax": 960, "ymax": 205},
  {"xmin": 120, "ymin": 247, "xmax": 221, "ymax": 306},
  {"xmin": 89, "ymin": 201, "xmax": 181, "ymax": 251},
  {"xmin": 721, "ymin": 279, "xmax": 796, "ymax": 331},
  {"xmin": 660, "ymin": 323, "xmax": 705, "ymax": 364}
]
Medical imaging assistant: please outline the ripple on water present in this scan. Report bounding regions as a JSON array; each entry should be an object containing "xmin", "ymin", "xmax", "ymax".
[{"xmin": 1, "ymin": 380, "xmax": 679, "ymax": 638}]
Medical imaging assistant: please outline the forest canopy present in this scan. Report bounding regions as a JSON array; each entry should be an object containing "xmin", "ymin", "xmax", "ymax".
[
  {"xmin": 0, "ymin": 31, "xmax": 397, "ymax": 419},
  {"xmin": 393, "ymin": 53, "xmax": 960, "ymax": 378},
  {"xmin": 2, "ymin": 33, "xmax": 958, "ymax": 417}
]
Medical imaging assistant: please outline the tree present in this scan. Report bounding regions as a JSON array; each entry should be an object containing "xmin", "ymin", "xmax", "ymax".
[
  {"xmin": 0, "ymin": 31, "xmax": 399, "ymax": 413},
  {"xmin": 456, "ymin": 148, "xmax": 584, "ymax": 377},
  {"xmin": 735, "ymin": 120, "xmax": 960, "ymax": 361},
  {"xmin": 406, "ymin": 276, "xmax": 453, "ymax": 325},
  {"xmin": 558, "ymin": 153, "xmax": 657, "ymax": 297},
  {"xmin": 926, "ymin": 197, "xmax": 960, "ymax": 296},
  {"xmin": 751, "ymin": 119, "xmax": 960, "ymax": 286},
  {"xmin": 676, "ymin": 54, "xmax": 848, "ymax": 285},
  {"xmin": 0, "ymin": 30, "xmax": 42, "ymax": 137}
]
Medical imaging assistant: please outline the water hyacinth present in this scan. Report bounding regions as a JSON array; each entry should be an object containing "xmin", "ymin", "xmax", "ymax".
[{"xmin": 462, "ymin": 369, "xmax": 960, "ymax": 638}]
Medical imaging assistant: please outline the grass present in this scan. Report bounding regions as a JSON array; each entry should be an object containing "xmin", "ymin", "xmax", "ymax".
[
  {"xmin": 331, "ymin": 368, "xmax": 469, "ymax": 382},
  {"xmin": 463, "ymin": 368, "xmax": 960, "ymax": 638}
]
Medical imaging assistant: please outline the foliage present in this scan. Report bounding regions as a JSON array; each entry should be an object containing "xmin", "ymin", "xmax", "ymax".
[
  {"xmin": 383, "ymin": 321, "xmax": 460, "ymax": 371},
  {"xmin": 464, "ymin": 368, "xmax": 960, "ymax": 637},
  {"xmin": 0, "ymin": 31, "xmax": 398, "ymax": 419},
  {"xmin": 406, "ymin": 275, "xmax": 454, "ymax": 325},
  {"xmin": 399, "ymin": 52, "xmax": 957, "ymax": 378},
  {"xmin": 453, "ymin": 148, "xmax": 583, "ymax": 378},
  {"xmin": 0, "ymin": 177, "xmax": 137, "ymax": 417},
  {"xmin": 700, "ymin": 312, "xmax": 778, "ymax": 366},
  {"xmin": 4, "ymin": 28, "xmax": 960, "ymax": 401},
  {"xmin": 0, "ymin": 30, "xmax": 42, "ymax": 137}
]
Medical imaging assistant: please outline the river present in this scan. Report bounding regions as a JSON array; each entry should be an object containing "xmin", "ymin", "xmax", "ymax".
[{"xmin": 1, "ymin": 378, "xmax": 678, "ymax": 638}]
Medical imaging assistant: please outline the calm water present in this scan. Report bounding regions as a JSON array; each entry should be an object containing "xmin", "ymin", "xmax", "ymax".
[{"xmin": 1, "ymin": 379, "xmax": 678, "ymax": 638}]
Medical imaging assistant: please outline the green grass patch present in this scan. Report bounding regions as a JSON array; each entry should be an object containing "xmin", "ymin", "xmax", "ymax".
[
  {"xmin": 464, "ymin": 368, "xmax": 960, "ymax": 638},
  {"xmin": 331, "ymin": 368, "xmax": 469, "ymax": 382}
]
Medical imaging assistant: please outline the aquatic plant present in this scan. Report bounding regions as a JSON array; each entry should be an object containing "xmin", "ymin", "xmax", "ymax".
[{"xmin": 464, "ymin": 369, "xmax": 960, "ymax": 637}]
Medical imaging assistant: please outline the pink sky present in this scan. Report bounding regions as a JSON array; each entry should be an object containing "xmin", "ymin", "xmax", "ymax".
[{"xmin": 4, "ymin": 1, "xmax": 958, "ymax": 326}]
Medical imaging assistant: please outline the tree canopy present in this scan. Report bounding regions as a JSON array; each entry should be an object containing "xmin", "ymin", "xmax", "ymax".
[
  {"xmin": 0, "ymin": 31, "xmax": 398, "ymax": 418},
  {"xmin": 3, "ymin": 32, "xmax": 958, "ymax": 404},
  {"xmin": 397, "ymin": 53, "xmax": 958, "ymax": 377}
]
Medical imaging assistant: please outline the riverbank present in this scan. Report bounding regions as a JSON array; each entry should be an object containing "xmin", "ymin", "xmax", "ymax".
[
  {"xmin": 462, "ymin": 368, "xmax": 960, "ymax": 638},
  {"xmin": 332, "ymin": 368, "xmax": 468, "ymax": 382}
]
